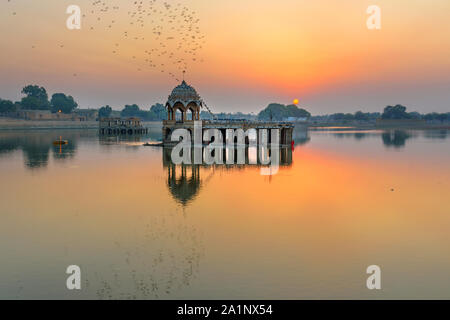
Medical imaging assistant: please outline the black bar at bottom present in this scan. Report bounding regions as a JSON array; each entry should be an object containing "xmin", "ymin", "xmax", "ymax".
[{"xmin": 1, "ymin": 300, "xmax": 448, "ymax": 318}]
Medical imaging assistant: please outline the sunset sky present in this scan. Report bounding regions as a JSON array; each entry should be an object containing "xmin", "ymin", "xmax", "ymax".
[{"xmin": 0, "ymin": 0, "xmax": 449, "ymax": 114}]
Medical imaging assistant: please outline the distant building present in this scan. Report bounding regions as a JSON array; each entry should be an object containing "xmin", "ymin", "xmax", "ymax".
[
  {"xmin": 10, "ymin": 109, "xmax": 98, "ymax": 121},
  {"xmin": 162, "ymin": 81, "xmax": 294, "ymax": 145},
  {"xmin": 74, "ymin": 109, "xmax": 98, "ymax": 121},
  {"xmin": 16, "ymin": 110, "xmax": 54, "ymax": 120},
  {"xmin": 284, "ymin": 117, "xmax": 308, "ymax": 123},
  {"xmin": 99, "ymin": 117, "xmax": 148, "ymax": 135}
]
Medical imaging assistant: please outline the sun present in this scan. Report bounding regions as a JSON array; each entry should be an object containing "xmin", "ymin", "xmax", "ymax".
[{"xmin": 293, "ymin": 99, "xmax": 299, "ymax": 105}]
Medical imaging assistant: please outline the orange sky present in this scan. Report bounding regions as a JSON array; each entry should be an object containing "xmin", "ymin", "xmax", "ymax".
[{"xmin": 1, "ymin": 0, "xmax": 449, "ymax": 114}]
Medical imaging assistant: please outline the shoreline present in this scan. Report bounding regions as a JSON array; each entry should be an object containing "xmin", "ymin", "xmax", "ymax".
[
  {"xmin": 0, "ymin": 119, "xmax": 99, "ymax": 130},
  {"xmin": 0, "ymin": 119, "xmax": 163, "ymax": 131},
  {"xmin": 0, "ymin": 118, "xmax": 448, "ymax": 131}
]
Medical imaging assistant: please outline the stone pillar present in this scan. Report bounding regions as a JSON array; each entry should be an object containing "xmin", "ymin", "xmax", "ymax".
[
  {"xmin": 245, "ymin": 146, "xmax": 249, "ymax": 164},
  {"xmin": 287, "ymin": 128, "xmax": 293, "ymax": 144},
  {"xmin": 222, "ymin": 145, "xmax": 226, "ymax": 163},
  {"xmin": 221, "ymin": 129, "xmax": 227, "ymax": 143},
  {"xmin": 280, "ymin": 147, "xmax": 286, "ymax": 164}
]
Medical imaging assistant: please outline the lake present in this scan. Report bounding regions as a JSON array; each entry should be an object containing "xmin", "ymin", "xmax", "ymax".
[{"xmin": 0, "ymin": 125, "xmax": 449, "ymax": 299}]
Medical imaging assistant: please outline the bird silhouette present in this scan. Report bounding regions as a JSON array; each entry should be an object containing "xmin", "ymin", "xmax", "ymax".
[{"xmin": 3, "ymin": 0, "xmax": 205, "ymax": 82}]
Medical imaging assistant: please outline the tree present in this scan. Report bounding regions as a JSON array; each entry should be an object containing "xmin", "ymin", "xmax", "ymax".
[
  {"xmin": 286, "ymin": 104, "xmax": 311, "ymax": 118},
  {"xmin": 331, "ymin": 113, "xmax": 345, "ymax": 120},
  {"xmin": 381, "ymin": 104, "xmax": 409, "ymax": 119},
  {"xmin": 120, "ymin": 104, "xmax": 164, "ymax": 120},
  {"xmin": 121, "ymin": 104, "xmax": 141, "ymax": 117},
  {"xmin": 0, "ymin": 99, "xmax": 16, "ymax": 113},
  {"xmin": 355, "ymin": 111, "xmax": 369, "ymax": 121},
  {"xmin": 259, "ymin": 103, "xmax": 284, "ymax": 121},
  {"xmin": 343, "ymin": 113, "xmax": 354, "ymax": 121},
  {"xmin": 98, "ymin": 105, "xmax": 112, "ymax": 118},
  {"xmin": 149, "ymin": 103, "xmax": 167, "ymax": 120},
  {"xmin": 258, "ymin": 103, "xmax": 310, "ymax": 121},
  {"xmin": 20, "ymin": 85, "xmax": 50, "ymax": 110},
  {"xmin": 437, "ymin": 113, "xmax": 448, "ymax": 122},
  {"xmin": 408, "ymin": 112, "xmax": 422, "ymax": 120},
  {"xmin": 50, "ymin": 93, "xmax": 78, "ymax": 114},
  {"xmin": 22, "ymin": 85, "xmax": 48, "ymax": 101}
]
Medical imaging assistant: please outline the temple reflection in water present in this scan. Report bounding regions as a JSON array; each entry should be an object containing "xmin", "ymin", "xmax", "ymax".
[
  {"xmin": 162, "ymin": 145, "xmax": 293, "ymax": 205},
  {"xmin": 0, "ymin": 130, "xmax": 85, "ymax": 169}
]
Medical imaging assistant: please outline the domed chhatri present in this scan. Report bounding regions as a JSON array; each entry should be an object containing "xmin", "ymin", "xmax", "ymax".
[
  {"xmin": 161, "ymin": 81, "xmax": 294, "ymax": 146},
  {"xmin": 166, "ymin": 80, "xmax": 203, "ymax": 122}
]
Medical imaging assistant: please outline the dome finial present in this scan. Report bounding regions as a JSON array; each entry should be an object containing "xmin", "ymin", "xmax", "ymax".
[{"xmin": 167, "ymin": 78, "xmax": 201, "ymax": 105}]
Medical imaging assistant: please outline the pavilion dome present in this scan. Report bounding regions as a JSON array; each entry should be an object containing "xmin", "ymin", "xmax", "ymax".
[
  {"xmin": 167, "ymin": 175, "xmax": 201, "ymax": 206},
  {"xmin": 167, "ymin": 80, "xmax": 202, "ymax": 107}
]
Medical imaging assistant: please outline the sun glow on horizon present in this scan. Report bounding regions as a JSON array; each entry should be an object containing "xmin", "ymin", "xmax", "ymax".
[{"xmin": 0, "ymin": 0, "xmax": 450, "ymax": 113}]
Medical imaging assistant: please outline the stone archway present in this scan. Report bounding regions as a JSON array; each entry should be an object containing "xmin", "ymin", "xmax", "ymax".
[
  {"xmin": 186, "ymin": 102, "xmax": 200, "ymax": 121},
  {"xmin": 188, "ymin": 108, "xmax": 195, "ymax": 121},
  {"xmin": 174, "ymin": 108, "xmax": 183, "ymax": 121},
  {"xmin": 165, "ymin": 128, "xmax": 171, "ymax": 140},
  {"xmin": 172, "ymin": 102, "xmax": 185, "ymax": 122}
]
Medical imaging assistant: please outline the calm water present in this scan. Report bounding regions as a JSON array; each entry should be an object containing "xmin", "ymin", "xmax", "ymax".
[{"xmin": 0, "ymin": 125, "xmax": 449, "ymax": 299}]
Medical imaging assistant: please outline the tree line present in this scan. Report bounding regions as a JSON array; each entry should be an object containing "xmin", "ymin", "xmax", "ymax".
[
  {"xmin": 310, "ymin": 105, "xmax": 450, "ymax": 122},
  {"xmin": 257, "ymin": 103, "xmax": 311, "ymax": 121},
  {"xmin": 0, "ymin": 85, "xmax": 78, "ymax": 114},
  {"xmin": 1, "ymin": 85, "xmax": 449, "ymax": 122},
  {"xmin": 0, "ymin": 84, "xmax": 168, "ymax": 121},
  {"xmin": 380, "ymin": 104, "xmax": 450, "ymax": 121},
  {"xmin": 98, "ymin": 103, "xmax": 167, "ymax": 121}
]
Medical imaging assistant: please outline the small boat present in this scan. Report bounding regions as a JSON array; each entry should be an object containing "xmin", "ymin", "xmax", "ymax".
[
  {"xmin": 53, "ymin": 137, "xmax": 68, "ymax": 145},
  {"xmin": 143, "ymin": 142, "xmax": 163, "ymax": 147}
]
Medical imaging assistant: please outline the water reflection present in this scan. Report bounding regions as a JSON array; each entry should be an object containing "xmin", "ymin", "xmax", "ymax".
[
  {"xmin": 311, "ymin": 127, "xmax": 450, "ymax": 149},
  {"xmin": 0, "ymin": 127, "xmax": 449, "ymax": 299},
  {"xmin": 166, "ymin": 164, "xmax": 202, "ymax": 206},
  {"xmin": 52, "ymin": 140, "xmax": 77, "ymax": 160},
  {"xmin": 293, "ymin": 126, "xmax": 310, "ymax": 145},
  {"xmin": 381, "ymin": 130, "xmax": 411, "ymax": 148},
  {"xmin": 0, "ymin": 131, "xmax": 89, "ymax": 169},
  {"xmin": 332, "ymin": 132, "xmax": 370, "ymax": 140},
  {"xmin": 162, "ymin": 146, "xmax": 293, "ymax": 206},
  {"xmin": 423, "ymin": 129, "xmax": 448, "ymax": 140},
  {"xmin": 99, "ymin": 135, "xmax": 146, "ymax": 146},
  {"xmin": 1, "ymin": 128, "xmax": 448, "ymax": 171},
  {"xmin": 86, "ymin": 214, "xmax": 203, "ymax": 299}
]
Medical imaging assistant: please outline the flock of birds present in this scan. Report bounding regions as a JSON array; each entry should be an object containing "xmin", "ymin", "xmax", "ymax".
[{"xmin": 6, "ymin": 0, "xmax": 206, "ymax": 82}]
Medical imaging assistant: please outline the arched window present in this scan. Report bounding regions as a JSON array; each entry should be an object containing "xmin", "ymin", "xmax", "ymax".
[
  {"xmin": 188, "ymin": 108, "xmax": 195, "ymax": 121},
  {"xmin": 167, "ymin": 106, "xmax": 174, "ymax": 120},
  {"xmin": 175, "ymin": 108, "xmax": 183, "ymax": 121},
  {"xmin": 186, "ymin": 102, "xmax": 199, "ymax": 121}
]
